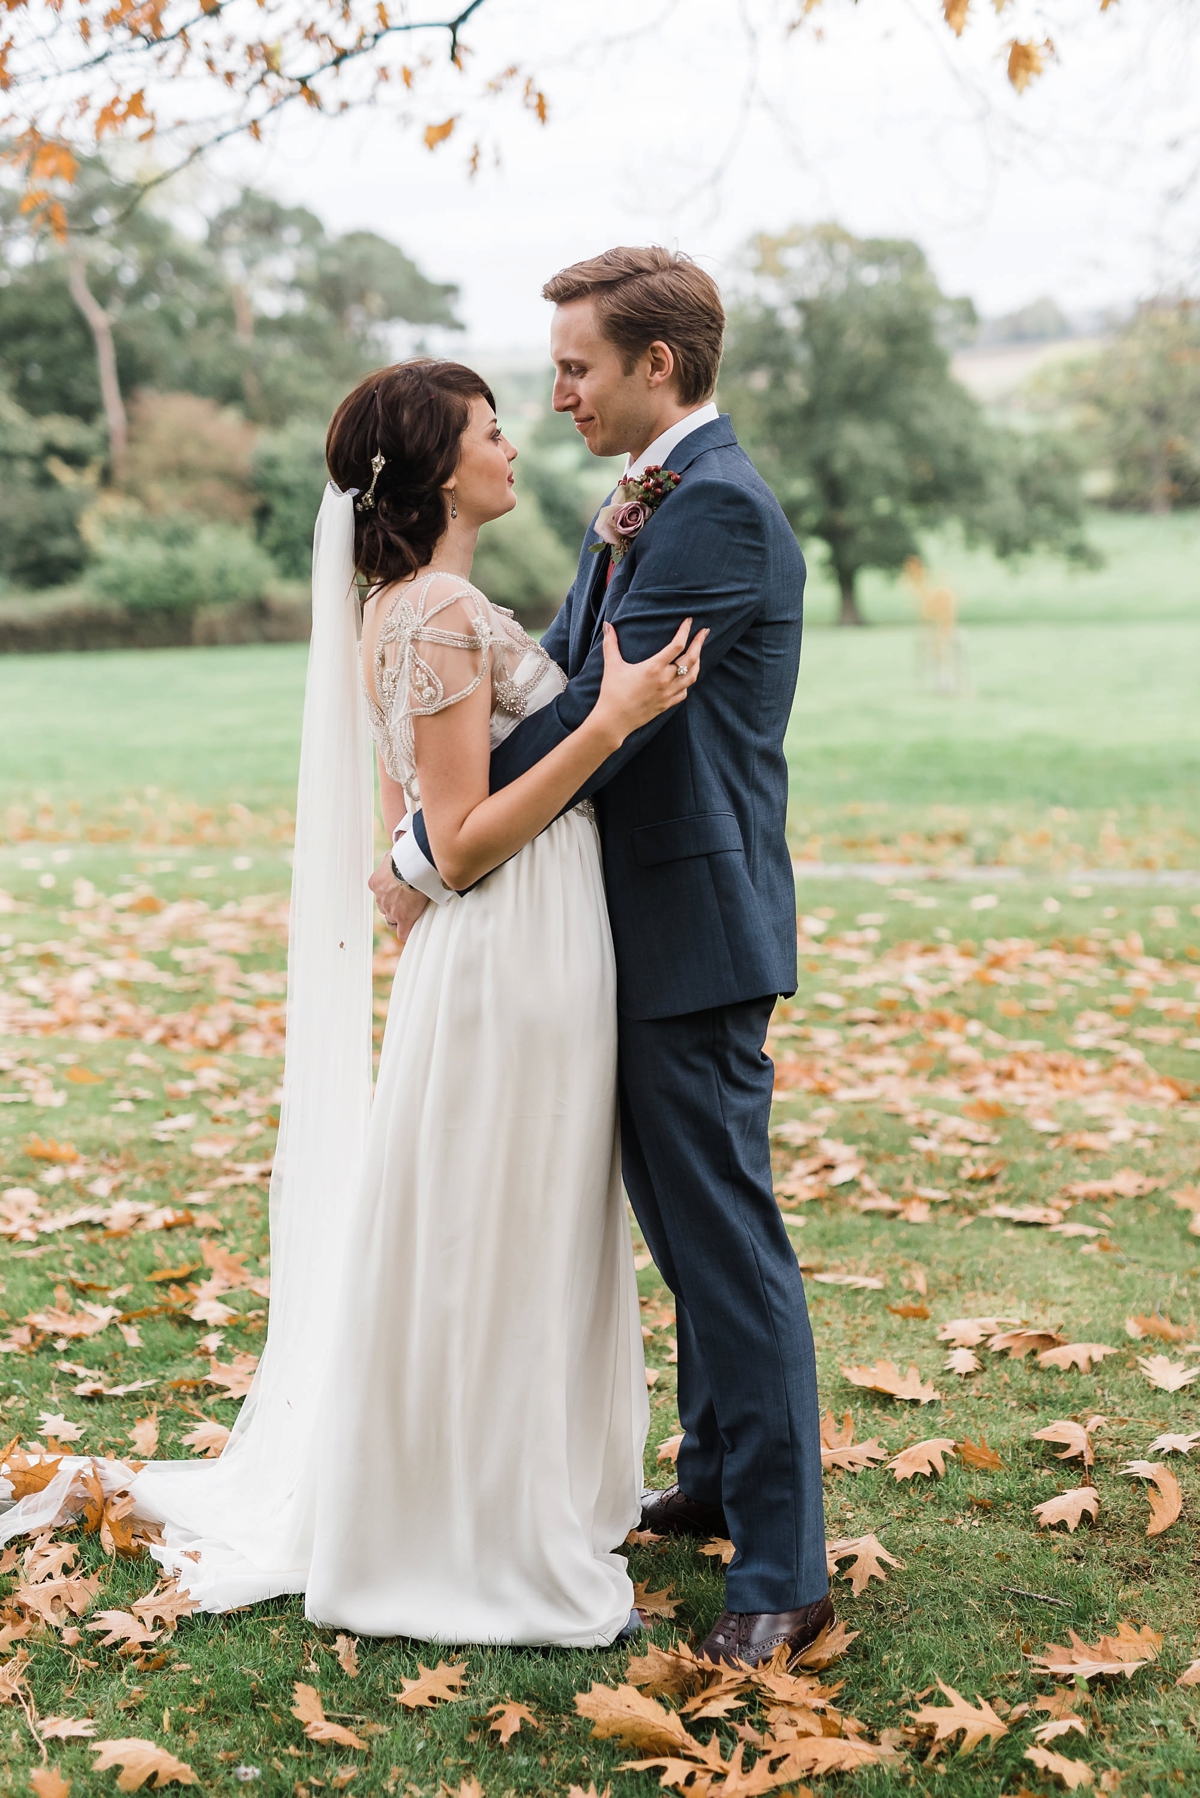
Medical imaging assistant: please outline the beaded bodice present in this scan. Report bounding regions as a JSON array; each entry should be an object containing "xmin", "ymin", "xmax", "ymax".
[{"xmin": 361, "ymin": 569, "xmax": 565, "ymax": 806}]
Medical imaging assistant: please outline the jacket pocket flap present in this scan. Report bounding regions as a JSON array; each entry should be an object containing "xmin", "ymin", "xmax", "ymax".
[{"xmin": 630, "ymin": 812, "xmax": 743, "ymax": 868}]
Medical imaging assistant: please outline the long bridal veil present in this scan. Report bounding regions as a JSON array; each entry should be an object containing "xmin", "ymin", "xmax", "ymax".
[{"xmin": 0, "ymin": 485, "xmax": 377, "ymax": 1607}]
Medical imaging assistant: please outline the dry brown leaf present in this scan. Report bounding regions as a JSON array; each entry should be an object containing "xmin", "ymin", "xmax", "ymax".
[
  {"xmin": 656, "ymin": 1434, "xmax": 683, "ymax": 1464},
  {"xmin": 1034, "ymin": 1716, "xmax": 1088, "ymax": 1744},
  {"xmin": 1032, "ymin": 1420, "xmax": 1096, "ymax": 1469},
  {"xmin": 1034, "ymin": 1487, "xmax": 1100, "ymax": 1533},
  {"xmin": 1, "ymin": 1447, "xmax": 64, "ymax": 1500},
  {"xmin": 334, "ymin": 1634, "xmax": 359, "ymax": 1677},
  {"xmin": 391, "ymin": 1661, "xmax": 468, "ymax": 1709},
  {"xmin": 1038, "ymin": 1343, "xmax": 1118, "ymax": 1374},
  {"xmin": 887, "ymin": 1437, "xmax": 956, "ymax": 1482},
  {"xmin": 1145, "ymin": 1430, "xmax": 1200, "ymax": 1456},
  {"xmin": 944, "ymin": 1346, "xmax": 981, "ymax": 1377},
  {"xmin": 1028, "ymin": 1621, "xmax": 1161, "ymax": 1681},
  {"xmin": 1024, "ymin": 1744, "xmax": 1095, "ymax": 1788},
  {"xmin": 633, "ymin": 1582, "xmax": 679, "ymax": 1620},
  {"xmin": 575, "ymin": 1682, "xmax": 704, "ymax": 1756},
  {"xmin": 88, "ymin": 1739, "xmax": 197, "ymax": 1790},
  {"xmin": 887, "ymin": 1302, "xmax": 931, "ymax": 1319},
  {"xmin": 39, "ymin": 1716, "xmax": 97, "ymax": 1739},
  {"xmin": 794, "ymin": 1616, "xmax": 860, "ymax": 1670},
  {"xmin": 85, "ymin": 1610, "xmax": 161, "ymax": 1650},
  {"xmin": 1175, "ymin": 1659, "xmax": 1200, "ymax": 1688},
  {"xmin": 1065, "ymin": 1171, "xmax": 1157, "ymax": 1201},
  {"xmin": 698, "ymin": 1538, "xmax": 736, "ymax": 1566},
  {"xmin": 1137, "ymin": 1354, "xmax": 1198, "ymax": 1392},
  {"xmin": 128, "ymin": 1414, "xmax": 159, "ymax": 1459},
  {"xmin": 764, "ymin": 1733, "xmax": 897, "ymax": 1774},
  {"xmin": 130, "ymin": 1583, "xmax": 199, "ymax": 1633},
  {"xmin": 908, "ymin": 1679, "xmax": 1008, "ymax": 1752},
  {"xmin": 936, "ymin": 1316, "xmax": 1021, "ymax": 1347},
  {"xmin": 841, "ymin": 1361, "xmax": 940, "ymax": 1403},
  {"xmin": 1118, "ymin": 1460, "xmax": 1182, "ymax": 1536},
  {"xmin": 623, "ymin": 1641, "xmax": 708, "ymax": 1699},
  {"xmin": 989, "ymin": 1328, "xmax": 1066, "ymax": 1360},
  {"xmin": 487, "ymin": 1701, "xmax": 540, "ymax": 1746},
  {"xmin": 826, "ymin": 1533, "xmax": 904, "ymax": 1595},
  {"xmin": 202, "ymin": 1353, "xmax": 259, "ymax": 1399},
  {"xmin": 29, "ymin": 1769, "xmax": 72, "ymax": 1798},
  {"xmin": 957, "ymin": 1437, "xmax": 1002, "ymax": 1471},
  {"xmin": 1126, "ymin": 1313, "xmax": 1190, "ymax": 1342},
  {"xmin": 179, "ymin": 1419, "xmax": 229, "ymax": 1459},
  {"xmin": 289, "ymin": 1683, "xmax": 366, "ymax": 1749}
]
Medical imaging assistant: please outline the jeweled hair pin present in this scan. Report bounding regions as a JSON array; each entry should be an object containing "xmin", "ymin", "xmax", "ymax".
[{"xmin": 355, "ymin": 451, "xmax": 387, "ymax": 513}]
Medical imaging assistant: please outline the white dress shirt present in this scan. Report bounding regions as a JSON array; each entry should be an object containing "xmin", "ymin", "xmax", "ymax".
[{"xmin": 393, "ymin": 400, "xmax": 721, "ymax": 904}]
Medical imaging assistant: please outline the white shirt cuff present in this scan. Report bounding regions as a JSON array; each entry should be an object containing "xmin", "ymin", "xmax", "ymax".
[{"xmin": 391, "ymin": 814, "xmax": 455, "ymax": 905}]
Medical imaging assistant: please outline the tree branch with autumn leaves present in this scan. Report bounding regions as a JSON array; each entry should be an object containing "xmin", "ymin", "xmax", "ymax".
[{"xmin": 2, "ymin": 0, "xmax": 1123, "ymax": 239}]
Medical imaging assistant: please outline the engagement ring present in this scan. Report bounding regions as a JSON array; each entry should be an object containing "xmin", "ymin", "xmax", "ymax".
[{"xmin": 675, "ymin": 659, "xmax": 689, "ymax": 677}]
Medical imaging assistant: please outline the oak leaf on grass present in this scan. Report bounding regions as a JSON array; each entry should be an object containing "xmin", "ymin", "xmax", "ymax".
[
  {"xmin": 85, "ymin": 1610, "xmax": 161, "ymax": 1650},
  {"xmin": 1175, "ymin": 1659, "xmax": 1200, "ymax": 1688},
  {"xmin": 391, "ymin": 1661, "xmax": 467, "ymax": 1709},
  {"xmin": 29, "ymin": 1770, "xmax": 71, "ymax": 1798},
  {"xmin": 575, "ymin": 1682, "xmax": 705, "ymax": 1755},
  {"xmin": 1118, "ymin": 1460, "xmax": 1182, "ymax": 1536},
  {"xmin": 1024, "ymin": 1744, "xmax": 1095, "ymax": 1788},
  {"xmin": 633, "ymin": 1581, "xmax": 679, "ymax": 1619},
  {"xmin": 944, "ymin": 1346, "xmax": 981, "ymax": 1377},
  {"xmin": 289, "ymin": 1683, "xmax": 367, "ymax": 1749},
  {"xmin": 130, "ymin": 1582, "xmax": 199, "ymax": 1633},
  {"xmin": 1038, "ymin": 1343, "xmax": 1118, "ymax": 1374},
  {"xmin": 623, "ymin": 1640, "xmax": 708, "ymax": 1699},
  {"xmin": 957, "ymin": 1437, "xmax": 1002, "ymax": 1471},
  {"xmin": 698, "ymin": 1538, "xmax": 735, "ymax": 1565},
  {"xmin": 88, "ymin": 1739, "xmax": 197, "ymax": 1790},
  {"xmin": 1027, "ymin": 1621, "xmax": 1161, "ymax": 1681},
  {"xmin": 988, "ymin": 1328, "xmax": 1065, "ymax": 1360},
  {"xmin": 487, "ymin": 1700, "xmax": 540, "ymax": 1745},
  {"xmin": 826, "ymin": 1533, "xmax": 903, "ymax": 1595},
  {"xmin": 179, "ymin": 1419, "xmax": 229, "ymax": 1458},
  {"xmin": 1144, "ymin": 1430, "xmax": 1200, "ymax": 1456},
  {"xmin": 819, "ymin": 1408, "xmax": 888, "ymax": 1473},
  {"xmin": 907, "ymin": 1679, "xmax": 1008, "ymax": 1751},
  {"xmin": 1032, "ymin": 1420, "xmax": 1097, "ymax": 1468},
  {"xmin": 656, "ymin": 1434, "xmax": 683, "ymax": 1464},
  {"xmin": 39, "ymin": 1716, "xmax": 97, "ymax": 1738},
  {"xmin": 1034, "ymin": 1487, "xmax": 1100, "ymax": 1533},
  {"xmin": 1137, "ymin": 1354, "xmax": 1198, "ymax": 1392},
  {"xmin": 1034, "ymin": 1716, "xmax": 1088, "ymax": 1744},
  {"xmin": 887, "ymin": 1438, "xmax": 956, "ymax": 1481},
  {"xmin": 334, "ymin": 1634, "xmax": 359, "ymax": 1677},
  {"xmin": 794, "ymin": 1615, "xmax": 860, "ymax": 1669},
  {"xmin": 841, "ymin": 1361, "xmax": 940, "ymax": 1403}
]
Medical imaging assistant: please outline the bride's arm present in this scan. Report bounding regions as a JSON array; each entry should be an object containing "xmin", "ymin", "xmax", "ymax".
[
  {"xmin": 377, "ymin": 754, "xmax": 407, "ymax": 840},
  {"xmin": 417, "ymin": 617, "xmax": 706, "ymax": 891}
]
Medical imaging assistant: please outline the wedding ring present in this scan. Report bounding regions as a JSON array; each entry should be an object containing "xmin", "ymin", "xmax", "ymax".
[{"xmin": 675, "ymin": 659, "xmax": 689, "ymax": 677}]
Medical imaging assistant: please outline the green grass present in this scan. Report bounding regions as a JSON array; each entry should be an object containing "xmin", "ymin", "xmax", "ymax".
[
  {"xmin": 801, "ymin": 509, "xmax": 1200, "ymax": 627},
  {"xmin": 1, "ymin": 512, "xmax": 1199, "ymax": 1796}
]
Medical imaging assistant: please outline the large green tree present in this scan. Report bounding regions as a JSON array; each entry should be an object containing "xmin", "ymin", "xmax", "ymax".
[
  {"xmin": 721, "ymin": 225, "xmax": 1093, "ymax": 625},
  {"xmin": 1064, "ymin": 302, "xmax": 1200, "ymax": 514}
]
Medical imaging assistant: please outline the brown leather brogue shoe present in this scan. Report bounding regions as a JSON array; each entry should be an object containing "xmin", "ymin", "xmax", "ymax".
[
  {"xmin": 640, "ymin": 1484, "xmax": 729, "ymax": 1540},
  {"xmin": 696, "ymin": 1595, "xmax": 835, "ymax": 1668}
]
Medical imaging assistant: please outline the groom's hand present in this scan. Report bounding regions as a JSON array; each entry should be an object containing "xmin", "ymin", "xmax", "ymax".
[{"xmin": 369, "ymin": 851, "xmax": 429, "ymax": 942}]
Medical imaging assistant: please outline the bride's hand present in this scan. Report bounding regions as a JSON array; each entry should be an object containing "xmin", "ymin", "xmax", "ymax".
[{"xmin": 594, "ymin": 618, "xmax": 709, "ymax": 744}]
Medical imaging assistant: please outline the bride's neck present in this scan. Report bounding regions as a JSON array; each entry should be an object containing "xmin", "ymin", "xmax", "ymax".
[{"xmin": 424, "ymin": 518, "xmax": 480, "ymax": 580}]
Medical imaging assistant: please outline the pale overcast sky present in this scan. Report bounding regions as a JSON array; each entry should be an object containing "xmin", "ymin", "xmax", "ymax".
[{"xmin": 195, "ymin": 0, "xmax": 1197, "ymax": 351}]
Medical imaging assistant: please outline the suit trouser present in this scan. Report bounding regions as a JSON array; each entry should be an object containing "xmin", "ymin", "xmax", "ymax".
[{"xmin": 618, "ymin": 994, "xmax": 828, "ymax": 1614}]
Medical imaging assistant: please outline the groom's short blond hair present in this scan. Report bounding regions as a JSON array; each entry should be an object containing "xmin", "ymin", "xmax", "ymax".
[{"xmin": 543, "ymin": 247, "xmax": 724, "ymax": 406}]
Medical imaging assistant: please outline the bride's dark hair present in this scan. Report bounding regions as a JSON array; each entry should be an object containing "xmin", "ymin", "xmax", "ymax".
[{"xmin": 326, "ymin": 359, "xmax": 496, "ymax": 587}]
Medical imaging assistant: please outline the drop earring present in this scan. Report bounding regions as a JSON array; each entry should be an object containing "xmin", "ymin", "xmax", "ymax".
[{"xmin": 450, "ymin": 495, "xmax": 458, "ymax": 519}]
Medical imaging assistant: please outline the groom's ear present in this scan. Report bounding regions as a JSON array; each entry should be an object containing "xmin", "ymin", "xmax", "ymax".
[{"xmin": 643, "ymin": 340, "xmax": 678, "ymax": 391}]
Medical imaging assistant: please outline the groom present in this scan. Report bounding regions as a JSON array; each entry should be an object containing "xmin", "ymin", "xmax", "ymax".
[{"xmin": 376, "ymin": 247, "xmax": 830, "ymax": 1666}]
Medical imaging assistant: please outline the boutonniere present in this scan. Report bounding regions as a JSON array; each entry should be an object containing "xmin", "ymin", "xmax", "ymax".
[{"xmin": 590, "ymin": 464, "xmax": 682, "ymax": 564}]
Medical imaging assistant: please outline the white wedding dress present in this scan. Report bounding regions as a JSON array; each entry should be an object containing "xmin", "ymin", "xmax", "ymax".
[{"xmin": 0, "ymin": 496, "xmax": 648, "ymax": 1647}]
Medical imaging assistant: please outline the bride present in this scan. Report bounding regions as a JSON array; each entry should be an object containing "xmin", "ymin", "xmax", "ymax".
[{"xmin": 0, "ymin": 359, "xmax": 705, "ymax": 1647}]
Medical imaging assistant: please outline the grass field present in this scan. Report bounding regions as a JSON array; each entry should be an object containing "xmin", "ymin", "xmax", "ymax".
[{"xmin": 1, "ymin": 513, "xmax": 1199, "ymax": 1798}]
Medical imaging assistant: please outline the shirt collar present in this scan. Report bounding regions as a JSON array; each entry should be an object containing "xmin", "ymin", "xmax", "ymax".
[{"xmin": 624, "ymin": 401, "xmax": 720, "ymax": 481}]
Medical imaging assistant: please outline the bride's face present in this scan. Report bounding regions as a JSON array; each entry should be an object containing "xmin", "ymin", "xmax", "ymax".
[{"xmin": 450, "ymin": 398, "xmax": 518, "ymax": 528}]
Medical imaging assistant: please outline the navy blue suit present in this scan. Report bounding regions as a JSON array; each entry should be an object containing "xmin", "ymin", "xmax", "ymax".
[{"xmin": 418, "ymin": 414, "xmax": 827, "ymax": 1610}]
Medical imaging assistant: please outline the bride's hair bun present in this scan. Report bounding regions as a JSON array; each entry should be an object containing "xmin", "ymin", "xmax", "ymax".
[{"xmin": 326, "ymin": 359, "xmax": 495, "ymax": 588}]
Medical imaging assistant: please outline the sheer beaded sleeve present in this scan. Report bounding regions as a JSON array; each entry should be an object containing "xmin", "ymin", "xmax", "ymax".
[{"xmin": 364, "ymin": 572, "xmax": 493, "ymax": 797}]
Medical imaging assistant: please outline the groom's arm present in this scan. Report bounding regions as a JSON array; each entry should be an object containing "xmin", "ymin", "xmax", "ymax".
[{"xmin": 489, "ymin": 477, "xmax": 771, "ymax": 797}]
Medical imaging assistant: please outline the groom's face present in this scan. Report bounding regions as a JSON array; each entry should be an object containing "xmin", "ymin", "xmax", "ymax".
[{"xmin": 550, "ymin": 298, "xmax": 664, "ymax": 460}]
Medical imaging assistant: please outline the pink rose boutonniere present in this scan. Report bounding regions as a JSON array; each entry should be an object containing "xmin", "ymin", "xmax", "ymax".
[{"xmin": 590, "ymin": 464, "xmax": 682, "ymax": 565}]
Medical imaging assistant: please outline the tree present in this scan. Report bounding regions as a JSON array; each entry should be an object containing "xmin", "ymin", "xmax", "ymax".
[
  {"xmin": 721, "ymin": 224, "xmax": 1092, "ymax": 626},
  {"xmin": 0, "ymin": 165, "xmax": 462, "ymax": 473},
  {"xmin": 2, "ymin": 2, "xmax": 1122, "ymax": 232},
  {"xmin": 1063, "ymin": 302, "xmax": 1200, "ymax": 513}
]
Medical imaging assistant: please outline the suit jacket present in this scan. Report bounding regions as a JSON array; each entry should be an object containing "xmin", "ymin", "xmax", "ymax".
[{"xmin": 416, "ymin": 414, "xmax": 804, "ymax": 1021}]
